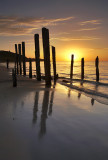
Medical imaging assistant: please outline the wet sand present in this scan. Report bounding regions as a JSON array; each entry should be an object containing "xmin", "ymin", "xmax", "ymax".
[{"xmin": 0, "ymin": 66, "xmax": 108, "ymax": 160}]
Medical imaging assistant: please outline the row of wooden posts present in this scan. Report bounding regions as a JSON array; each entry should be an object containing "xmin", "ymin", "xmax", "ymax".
[
  {"xmin": 8, "ymin": 27, "xmax": 100, "ymax": 87},
  {"xmin": 70, "ymin": 55, "xmax": 99, "ymax": 82},
  {"xmin": 12, "ymin": 27, "xmax": 57, "ymax": 87}
]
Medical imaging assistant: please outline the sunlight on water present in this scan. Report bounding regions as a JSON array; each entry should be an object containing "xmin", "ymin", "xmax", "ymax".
[
  {"xmin": 2, "ymin": 61, "xmax": 108, "ymax": 98},
  {"xmin": 2, "ymin": 61, "xmax": 108, "ymax": 83}
]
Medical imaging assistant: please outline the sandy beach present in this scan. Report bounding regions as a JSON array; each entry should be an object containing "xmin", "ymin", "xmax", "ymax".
[{"xmin": 0, "ymin": 65, "xmax": 108, "ymax": 160}]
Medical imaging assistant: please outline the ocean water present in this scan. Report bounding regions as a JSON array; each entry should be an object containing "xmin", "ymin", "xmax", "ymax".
[
  {"xmin": 3, "ymin": 61, "xmax": 108, "ymax": 83},
  {"xmin": 1, "ymin": 61, "xmax": 108, "ymax": 104}
]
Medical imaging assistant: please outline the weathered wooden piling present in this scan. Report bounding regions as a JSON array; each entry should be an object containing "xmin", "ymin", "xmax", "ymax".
[
  {"xmin": 95, "ymin": 56, "xmax": 99, "ymax": 82},
  {"xmin": 29, "ymin": 58, "xmax": 32, "ymax": 78},
  {"xmin": 12, "ymin": 69, "xmax": 17, "ymax": 87},
  {"xmin": 15, "ymin": 44, "xmax": 19, "ymax": 74},
  {"xmin": 34, "ymin": 34, "xmax": 41, "ymax": 81},
  {"xmin": 22, "ymin": 42, "xmax": 26, "ymax": 76},
  {"xmin": 42, "ymin": 27, "xmax": 51, "ymax": 86},
  {"xmin": 81, "ymin": 58, "xmax": 84, "ymax": 80},
  {"xmin": 18, "ymin": 44, "xmax": 22, "ymax": 75},
  {"xmin": 52, "ymin": 46, "xmax": 57, "ymax": 82},
  {"xmin": 6, "ymin": 59, "xmax": 9, "ymax": 69},
  {"xmin": 70, "ymin": 54, "xmax": 74, "ymax": 80}
]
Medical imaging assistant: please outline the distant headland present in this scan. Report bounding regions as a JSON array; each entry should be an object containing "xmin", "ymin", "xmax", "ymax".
[{"xmin": 0, "ymin": 50, "xmax": 44, "ymax": 62}]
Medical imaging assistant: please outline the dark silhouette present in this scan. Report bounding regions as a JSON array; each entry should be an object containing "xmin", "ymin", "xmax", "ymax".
[
  {"xmin": 80, "ymin": 81, "xmax": 84, "ymax": 86},
  {"xmin": 34, "ymin": 34, "xmax": 41, "ymax": 81},
  {"xmin": 12, "ymin": 68, "xmax": 17, "ymax": 87},
  {"xmin": 32, "ymin": 92, "xmax": 39, "ymax": 124},
  {"xmin": 6, "ymin": 59, "xmax": 9, "ymax": 69},
  {"xmin": 52, "ymin": 46, "xmax": 57, "ymax": 83},
  {"xmin": 29, "ymin": 58, "xmax": 32, "ymax": 78},
  {"xmin": 78, "ymin": 92, "xmax": 81, "ymax": 99},
  {"xmin": 42, "ymin": 28, "xmax": 51, "ymax": 86},
  {"xmin": 15, "ymin": 44, "xmax": 19, "ymax": 74},
  {"xmin": 91, "ymin": 98, "xmax": 95, "ymax": 106},
  {"xmin": 81, "ymin": 58, "xmax": 84, "ymax": 80},
  {"xmin": 22, "ymin": 42, "xmax": 26, "ymax": 76},
  {"xmin": 18, "ymin": 44, "xmax": 22, "ymax": 75},
  {"xmin": 70, "ymin": 54, "xmax": 74, "ymax": 80},
  {"xmin": 95, "ymin": 56, "xmax": 99, "ymax": 82},
  {"xmin": 39, "ymin": 90, "xmax": 50, "ymax": 138},
  {"xmin": 48, "ymin": 90, "xmax": 55, "ymax": 116}
]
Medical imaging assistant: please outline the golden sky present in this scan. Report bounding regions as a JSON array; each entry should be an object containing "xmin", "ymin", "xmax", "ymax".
[{"xmin": 0, "ymin": 0, "xmax": 108, "ymax": 61}]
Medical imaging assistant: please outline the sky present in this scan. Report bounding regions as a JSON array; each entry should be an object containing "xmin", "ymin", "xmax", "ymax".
[{"xmin": 0, "ymin": 0, "xmax": 108, "ymax": 61}]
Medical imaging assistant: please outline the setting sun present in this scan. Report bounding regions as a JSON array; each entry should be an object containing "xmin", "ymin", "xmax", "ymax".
[{"xmin": 65, "ymin": 49, "xmax": 82, "ymax": 61}]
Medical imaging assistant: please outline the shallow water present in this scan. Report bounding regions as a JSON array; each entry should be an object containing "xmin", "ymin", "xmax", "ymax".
[
  {"xmin": 1, "ymin": 61, "xmax": 108, "ymax": 98},
  {"xmin": 1, "ymin": 61, "xmax": 108, "ymax": 83},
  {"xmin": 0, "ymin": 83, "xmax": 108, "ymax": 160}
]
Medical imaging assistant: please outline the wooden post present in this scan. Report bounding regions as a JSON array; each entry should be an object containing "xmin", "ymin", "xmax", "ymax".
[
  {"xmin": 52, "ymin": 46, "xmax": 57, "ymax": 83},
  {"xmin": 42, "ymin": 27, "xmax": 51, "ymax": 86},
  {"xmin": 81, "ymin": 58, "xmax": 84, "ymax": 80},
  {"xmin": 95, "ymin": 56, "xmax": 99, "ymax": 82},
  {"xmin": 15, "ymin": 44, "xmax": 17, "ymax": 69},
  {"xmin": 22, "ymin": 42, "xmax": 26, "ymax": 76},
  {"xmin": 29, "ymin": 58, "xmax": 32, "ymax": 78},
  {"xmin": 70, "ymin": 54, "xmax": 74, "ymax": 80},
  {"xmin": 18, "ymin": 44, "xmax": 22, "ymax": 75},
  {"xmin": 12, "ymin": 69, "xmax": 17, "ymax": 87},
  {"xmin": 34, "ymin": 34, "xmax": 41, "ymax": 81},
  {"xmin": 6, "ymin": 59, "xmax": 9, "ymax": 69},
  {"xmin": 15, "ymin": 44, "xmax": 19, "ymax": 74}
]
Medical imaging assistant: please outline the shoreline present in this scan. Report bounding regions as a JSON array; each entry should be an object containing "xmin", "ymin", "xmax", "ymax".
[
  {"xmin": 1, "ymin": 64, "xmax": 108, "ymax": 159},
  {"xmin": 0, "ymin": 64, "xmax": 108, "ymax": 105}
]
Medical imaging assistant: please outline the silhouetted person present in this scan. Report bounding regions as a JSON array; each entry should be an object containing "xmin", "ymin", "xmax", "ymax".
[
  {"xmin": 80, "ymin": 81, "xmax": 84, "ymax": 86},
  {"xmin": 78, "ymin": 92, "xmax": 81, "ymax": 99},
  {"xmin": 68, "ymin": 89, "xmax": 71, "ymax": 98},
  {"xmin": 91, "ymin": 98, "xmax": 95, "ymax": 106},
  {"xmin": 32, "ymin": 92, "xmax": 39, "ymax": 124},
  {"xmin": 39, "ymin": 90, "xmax": 50, "ymax": 138}
]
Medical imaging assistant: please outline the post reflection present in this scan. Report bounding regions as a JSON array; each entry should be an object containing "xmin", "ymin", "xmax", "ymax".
[
  {"xmin": 48, "ymin": 90, "xmax": 54, "ymax": 116},
  {"xmin": 68, "ymin": 80, "xmax": 73, "ymax": 98},
  {"xmin": 39, "ymin": 90, "xmax": 50, "ymax": 138},
  {"xmin": 32, "ymin": 92, "xmax": 39, "ymax": 124},
  {"xmin": 95, "ymin": 83, "xmax": 99, "ymax": 92}
]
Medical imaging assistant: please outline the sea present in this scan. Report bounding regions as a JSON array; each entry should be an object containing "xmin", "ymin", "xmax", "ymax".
[{"xmin": 1, "ymin": 61, "xmax": 108, "ymax": 105}]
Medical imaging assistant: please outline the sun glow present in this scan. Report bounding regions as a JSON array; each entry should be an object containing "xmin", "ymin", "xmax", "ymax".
[{"xmin": 66, "ymin": 49, "xmax": 82, "ymax": 61}]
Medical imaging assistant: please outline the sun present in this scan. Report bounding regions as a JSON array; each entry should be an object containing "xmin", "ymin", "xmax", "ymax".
[{"xmin": 66, "ymin": 49, "xmax": 81, "ymax": 61}]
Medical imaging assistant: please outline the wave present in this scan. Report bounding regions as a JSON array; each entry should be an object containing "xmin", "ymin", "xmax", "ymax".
[{"xmin": 58, "ymin": 78, "xmax": 108, "ymax": 105}]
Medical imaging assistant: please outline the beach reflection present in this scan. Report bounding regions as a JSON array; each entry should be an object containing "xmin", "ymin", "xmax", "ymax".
[
  {"xmin": 48, "ymin": 90, "xmax": 54, "ymax": 116},
  {"xmin": 32, "ymin": 92, "xmax": 39, "ymax": 124},
  {"xmin": 39, "ymin": 90, "xmax": 50, "ymax": 138}
]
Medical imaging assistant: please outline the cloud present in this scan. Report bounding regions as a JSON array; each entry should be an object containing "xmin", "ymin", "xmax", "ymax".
[
  {"xmin": 0, "ymin": 15, "xmax": 74, "ymax": 36},
  {"xmin": 75, "ymin": 27, "xmax": 100, "ymax": 32},
  {"xmin": 51, "ymin": 36, "xmax": 100, "ymax": 41},
  {"xmin": 80, "ymin": 20, "xmax": 101, "ymax": 26}
]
